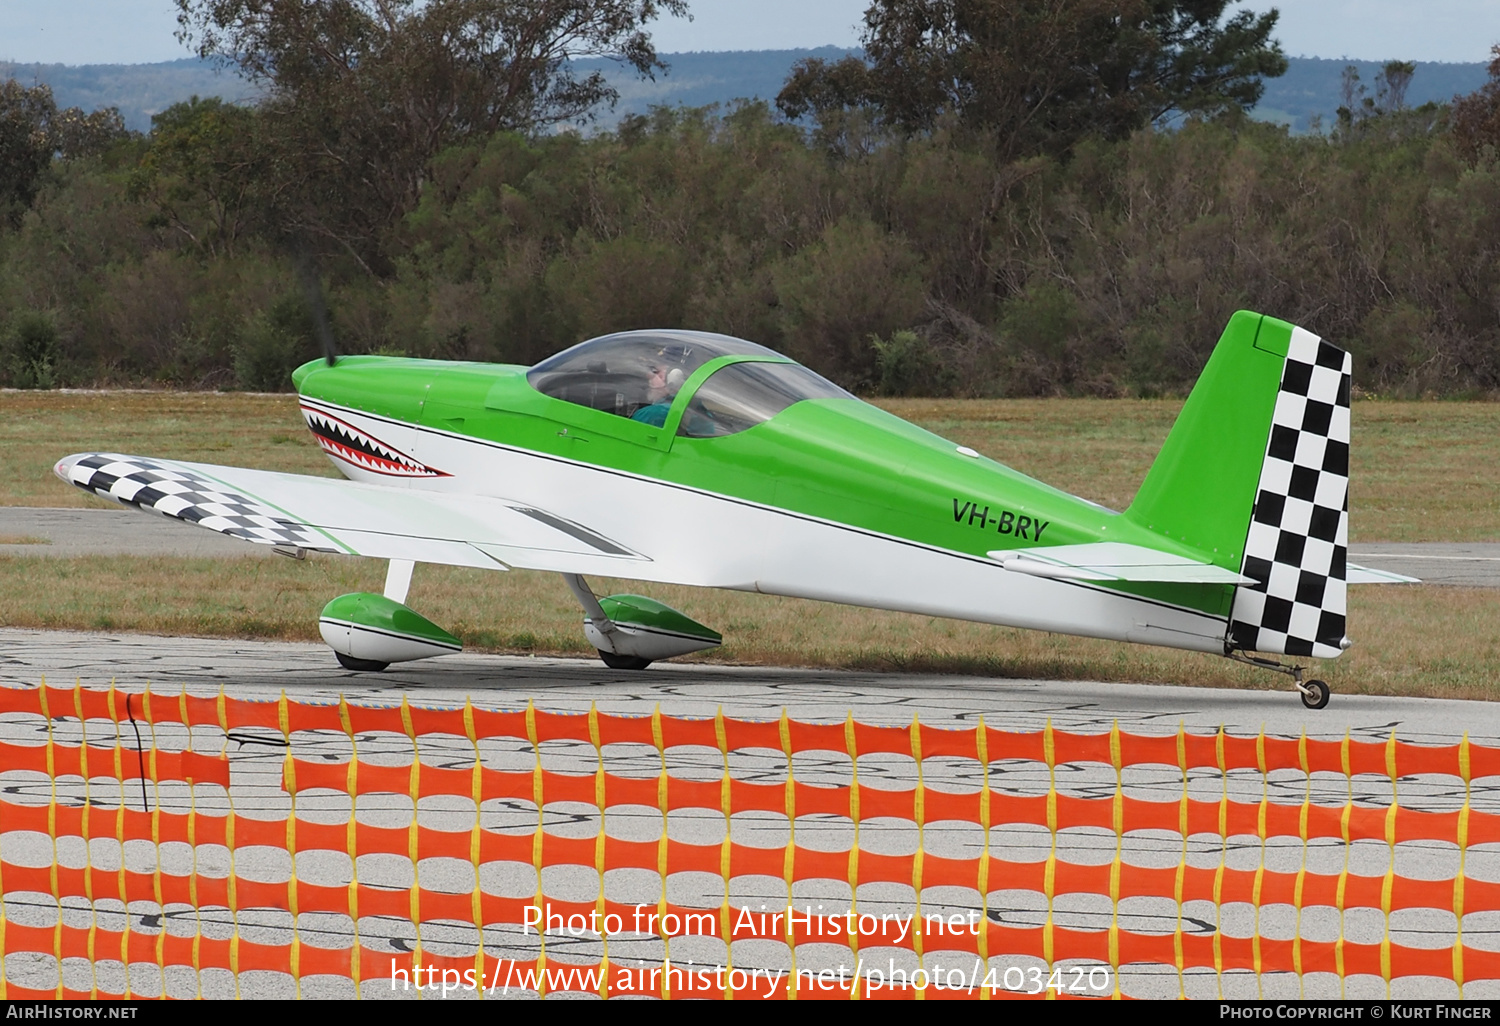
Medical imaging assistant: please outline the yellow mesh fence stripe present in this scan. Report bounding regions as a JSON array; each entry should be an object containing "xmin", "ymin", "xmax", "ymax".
[
  {"xmin": 402, "ymin": 696, "xmax": 425, "ymax": 999},
  {"xmin": 1108, "ymin": 721, "xmax": 1123, "ymax": 1000},
  {"xmin": 779, "ymin": 708, "xmax": 797, "ymax": 1000},
  {"xmin": 465, "ymin": 699, "xmax": 486, "ymax": 1001},
  {"xmin": 108, "ymin": 683, "xmax": 132, "ymax": 1000},
  {"xmin": 1043, "ymin": 717, "xmax": 1056, "ymax": 1000},
  {"xmin": 845, "ymin": 711, "xmax": 861, "ymax": 1002},
  {"xmin": 338, "ymin": 696, "xmax": 362, "ymax": 997},
  {"xmin": 589, "ymin": 704, "xmax": 609, "ymax": 1001},
  {"xmin": 41, "ymin": 682, "xmax": 61, "ymax": 1000},
  {"xmin": 526, "ymin": 699, "xmax": 546, "ymax": 1000},
  {"xmin": 1295, "ymin": 730, "xmax": 1310, "ymax": 997},
  {"xmin": 279, "ymin": 691, "xmax": 300, "ymax": 1000},
  {"xmin": 1456, "ymin": 733, "xmax": 1471, "ymax": 997},
  {"xmin": 1383, "ymin": 731, "xmax": 1399, "ymax": 997},
  {"xmin": 976, "ymin": 715, "xmax": 991, "ymax": 1001},
  {"xmin": 1174, "ymin": 723, "xmax": 1188, "ymax": 1002},
  {"xmin": 145, "ymin": 684, "xmax": 166, "ymax": 999},
  {"xmin": 653, "ymin": 704, "xmax": 671, "ymax": 1000},
  {"xmin": 1253, "ymin": 728, "xmax": 1267, "ymax": 1000},
  {"xmin": 1337, "ymin": 730, "xmax": 1352, "ymax": 997},
  {"xmin": 909, "ymin": 713, "xmax": 925, "ymax": 999},
  {"xmin": 181, "ymin": 687, "xmax": 203, "ymax": 1001},
  {"xmin": 715, "ymin": 706, "xmax": 733, "ymax": 1001},
  {"xmin": 74, "ymin": 682, "xmax": 100, "ymax": 1001},
  {"xmin": 1213, "ymin": 725, "xmax": 1226, "ymax": 999}
]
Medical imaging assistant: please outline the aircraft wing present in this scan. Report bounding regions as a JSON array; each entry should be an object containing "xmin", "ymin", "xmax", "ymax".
[
  {"xmin": 1346, "ymin": 563, "xmax": 1420, "ymax": 584},
  {"xmin": 54, "ymin": 453, "xmax": 650, "ymax": 575},
  {"xmin": 989, "ymin": 542, "xmax": 1256, "ymax": 584}
]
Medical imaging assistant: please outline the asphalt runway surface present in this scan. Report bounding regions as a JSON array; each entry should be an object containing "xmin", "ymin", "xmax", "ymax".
[{"xmin": 3, "ymin": 629, "xmax": 1500, "ymax": 1000}]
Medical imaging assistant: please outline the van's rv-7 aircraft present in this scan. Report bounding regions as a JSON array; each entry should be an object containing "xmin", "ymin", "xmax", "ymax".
[{"xmin": 55, "ymin": 311, "xmax": 1415, "ymax": 709}]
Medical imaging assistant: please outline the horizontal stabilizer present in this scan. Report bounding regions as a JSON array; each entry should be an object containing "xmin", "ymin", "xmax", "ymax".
[
  {"xmin": 989, "ymin": 542, "xmax": 1255, "ymax": 585},
  {"xmin": 1346, "ymin": 562, "xmax": 1420, "ymax": 585}
]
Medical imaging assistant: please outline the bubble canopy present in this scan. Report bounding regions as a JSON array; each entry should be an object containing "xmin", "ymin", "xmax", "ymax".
[{"xmin": 526, "ymin": 330, "xmax": 852, "ymax": 433}]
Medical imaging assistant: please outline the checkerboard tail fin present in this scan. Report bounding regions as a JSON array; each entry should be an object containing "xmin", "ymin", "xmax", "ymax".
[
  {"xmin": 1229, "ymin": 328, "xmax": 1352, "ymax": 658},
  {"xmin": 1124, "ymin": 311, "xmax": 1351, "ymax": 659}
]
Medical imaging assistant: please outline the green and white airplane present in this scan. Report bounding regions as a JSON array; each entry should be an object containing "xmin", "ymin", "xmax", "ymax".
[{"xmin": 55, "ymin": 310, "xmax": 1414, "ymax": 709}]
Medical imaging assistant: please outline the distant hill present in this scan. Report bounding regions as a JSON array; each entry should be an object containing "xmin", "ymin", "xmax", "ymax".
[
  {"xmin": 1257, "ymin": 57, "xmax": 1491, "ymax": 132},
  {"xmin": 1, "ymin": 51, "xmax": 1490, "ymax": 136},
  {"xmin": 0, "ymin": 57, "xmax": 257, "ymax": 132}
]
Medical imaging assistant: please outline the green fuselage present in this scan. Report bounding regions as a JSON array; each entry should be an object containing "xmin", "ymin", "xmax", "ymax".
[{"xmin": 294, "ymin": 354, "xmax": 1240, "ymax": 620}]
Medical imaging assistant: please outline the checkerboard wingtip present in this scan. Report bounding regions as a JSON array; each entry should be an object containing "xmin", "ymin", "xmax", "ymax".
[
  {"xmin": 1228, "ymin": 327, "xmax": 1352, "ymax": 659},
  {"xmin": 56, "ymin": 452, "xmax": 340, "ymax": 554}
]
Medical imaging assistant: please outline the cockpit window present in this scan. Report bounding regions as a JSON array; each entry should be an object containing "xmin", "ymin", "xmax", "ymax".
[
  {"xmin": 677, "ymin": 362, "xmax": 854, "ymax": 438},
  {"xmin": 527, "ymin": 331, "xmax": 783, "ymax": 421}
]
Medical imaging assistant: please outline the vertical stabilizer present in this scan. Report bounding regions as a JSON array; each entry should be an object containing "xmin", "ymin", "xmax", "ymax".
[{"xmin": 1126, "ymin": 312, "xmax": 1352, "ymax": 658}]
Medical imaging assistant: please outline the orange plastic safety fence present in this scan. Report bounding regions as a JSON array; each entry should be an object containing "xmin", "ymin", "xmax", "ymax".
[{"xmin": 0, "ymin": 681, "xmax": 1495, "ymax": 999}]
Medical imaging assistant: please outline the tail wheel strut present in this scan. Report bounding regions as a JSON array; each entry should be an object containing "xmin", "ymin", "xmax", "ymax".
[{"xmin": 1226, "ymin": 651, "xmax": 1330, "ymax": 709}]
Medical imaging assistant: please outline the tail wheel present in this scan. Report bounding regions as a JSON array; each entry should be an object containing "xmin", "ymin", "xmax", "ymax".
[
  {"xmin": 599, "ymin": 650, "xmax": 652, "ymax": 671},
  {"xmin": 1300, "ymin": 679, "xmax": 1330, "ymax": 710},
  {"xmin": 336, "ymin": 652, "xmax": 390, "ymax": 672}
]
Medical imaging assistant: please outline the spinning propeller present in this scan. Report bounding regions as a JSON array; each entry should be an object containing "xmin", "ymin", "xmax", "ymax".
[{"xmin": 295, "ymin": 250, "xmax": 339, "ymax": 367}]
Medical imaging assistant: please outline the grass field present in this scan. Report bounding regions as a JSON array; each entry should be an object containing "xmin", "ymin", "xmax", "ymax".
[{"xmin": 1, "ymin": 391, "xmax": 1497, "ymax": 696}]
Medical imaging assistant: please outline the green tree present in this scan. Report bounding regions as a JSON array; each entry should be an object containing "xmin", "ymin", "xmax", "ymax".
[
  {"xmin": 174, "ymin": 0, "xmax": 690, "ymax": 271},
  {"xmin": 0, "ymin": 81, "xmax": 56, "ymax": 227},
  {"xmin": 1454, "ymin": 45, "xmax": 1500, "ymax": 165},
  {"xmin": 1377, "ymin": 60, "xmax": 1416, "ymax": 113},
  {"xmin": 130, "ymin": 98, "xmax": 274, "ymax": 259},
  {"xmin": 2, "ymin": 310, "xmax": 61, "ymax": 388},
  {"xmin": 778, "ymin": 0, "xmax": 1287, "ymax": 158},
  {"xmin": 0, "ymin": 80, "xmax": 127, "ymax": 228}
]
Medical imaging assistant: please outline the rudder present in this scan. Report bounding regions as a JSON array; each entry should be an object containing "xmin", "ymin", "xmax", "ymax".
[
  {"xmin": 1125, "ymin": 312, "xmax": 1352, "ymax": 659},
  {"xmin": 1228, "ymin": 329, "xmax": 1352, "ymax": 658}
]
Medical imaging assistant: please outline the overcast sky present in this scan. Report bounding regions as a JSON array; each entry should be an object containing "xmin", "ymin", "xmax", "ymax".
[{"xmin": 2, "ymin": 1, "xmax": 1497, "ymax": 66}]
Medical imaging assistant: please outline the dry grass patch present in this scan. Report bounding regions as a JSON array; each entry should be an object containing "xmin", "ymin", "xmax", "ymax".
[
  {"xmin": 880, "ymin": 397, "xmax": 1500, "ymax": 542},
  {"xmin": 2, "ymin": 554, "xmax": 1495, "ymax": 700},
  {"xmin": 0, "ymin": 391, "xmax": 331, "ymax": 508}
]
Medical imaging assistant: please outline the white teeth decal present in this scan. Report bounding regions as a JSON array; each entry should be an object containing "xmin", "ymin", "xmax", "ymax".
[{"xmin": 301, "ymin": 406, "xmax": 450, "ymax": 478}]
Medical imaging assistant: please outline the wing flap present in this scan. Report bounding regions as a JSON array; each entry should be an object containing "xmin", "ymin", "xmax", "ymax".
[
  {"xmin": 56, "ymin": 453, "xmax": 650, "ymax": 573},
  {"xmin": 990, "ymin": 541, "xmax": 1255, "ymax": 585}
]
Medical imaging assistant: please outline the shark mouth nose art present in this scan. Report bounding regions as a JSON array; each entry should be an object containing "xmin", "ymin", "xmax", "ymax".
[{"xmin": 301, "ymin": 406, "xmax": 450, "ymax": 478}]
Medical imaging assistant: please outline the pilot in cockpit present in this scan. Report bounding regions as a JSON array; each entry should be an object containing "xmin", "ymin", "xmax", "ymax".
[{"xmin": 631, "ymin": 361, "xmax": 686, "ymax": 427}]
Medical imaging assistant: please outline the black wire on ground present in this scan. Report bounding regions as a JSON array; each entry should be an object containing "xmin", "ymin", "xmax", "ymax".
[{"xmin": 124, "ymin": 693, "xmax": 150, "ymax": 814}]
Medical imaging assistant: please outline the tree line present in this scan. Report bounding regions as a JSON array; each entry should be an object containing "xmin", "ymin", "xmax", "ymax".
[{"xmin": 2, "ymin": 0, "xmax": 1499, "ymax": 397}]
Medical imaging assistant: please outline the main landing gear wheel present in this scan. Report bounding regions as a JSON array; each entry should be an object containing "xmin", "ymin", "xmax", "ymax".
[
  {"xmin": 336, "ymin": 652, "xmax": 390, "ymax": 672},
  {"xmin": 598, "ymin": 650, "xmax": 653, "ymax": 671},
  {"xmin": 1300, "ymin": 679, "xmax": 1330, "ymax": 710}
]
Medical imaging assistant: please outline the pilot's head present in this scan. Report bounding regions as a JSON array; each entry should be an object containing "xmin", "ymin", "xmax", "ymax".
[{"xmin": 648, "ymin": 364, "xmax": 686, "ymax": 402}]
